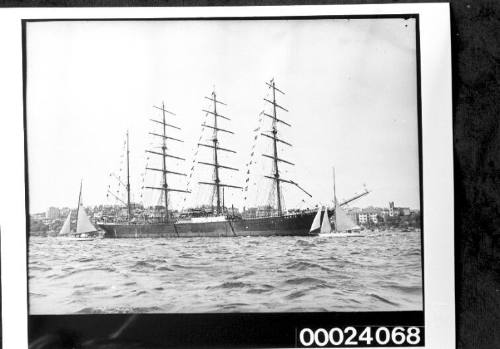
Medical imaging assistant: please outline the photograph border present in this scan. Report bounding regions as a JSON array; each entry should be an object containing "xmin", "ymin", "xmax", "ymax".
[
  {"xmin": 0, "ymin": 4, "xmax": 454, "ymax": 348},
  {"xmin": 23, "ymin": 13, "xmax": 424, "ymax": 347}
]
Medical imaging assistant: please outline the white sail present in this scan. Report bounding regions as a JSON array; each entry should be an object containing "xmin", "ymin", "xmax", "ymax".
[
  {"xmin": 76, "ymin": 204, "xmax": 97, "ymax": 234},
  {"xmin": 58, "ymin": 212, "xmax": 71, "ymax": 236},
  {"xmin": 320, "ymin": 207, "xmax": 332, "ymax": 234},
  {"xmin": 309, "ymin": 207, "xmax": 322, "ymax": 233},
  {"xmin": 335, "ymin": 204, "xmax": 357, "ymax": 232}
]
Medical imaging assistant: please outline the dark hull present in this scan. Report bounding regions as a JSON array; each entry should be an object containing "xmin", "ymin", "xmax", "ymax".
[
  {"xmin": 98, "ymin": 211, "xmax": 317, "ymax": 238},
  {"xmin": 98, "ymin": 223, "xmax": 178, "ymax": 238}
]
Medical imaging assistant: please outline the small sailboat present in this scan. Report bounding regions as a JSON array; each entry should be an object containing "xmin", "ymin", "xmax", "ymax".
[
  {"xmin": 316, "ymin": 203, "xmax": 362, "ymax": 237},
  {"xmin": 309, "ymin": 206, "xmax": 323, "ymax": 235},
  {"xmin": 58, "ymin": 181, "xmax": 100, "ymax": 241},
  {"xmin": 58, "ymin": 212, "xmax": 72, "ymax": 237},
  {"xmin": 310, "ymin": 206, "xmax": 336, "ymax": 235},
  {"xmin": 320, "ymin": 207, "xmax": 332, "ymax": 234},
  {"xmin": 317, "ymin": 167, "xmax": 364, "ymax": 237},
  {"xmin": 334, "ymin": 202, "xmax": 362, "ymax": 235}
]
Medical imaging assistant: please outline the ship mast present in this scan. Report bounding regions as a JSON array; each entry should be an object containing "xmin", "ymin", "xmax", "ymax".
[
  {"xmin": 126, "ymin": 130, "xmax": 131, "ymax": 222},
  {"xmin": 106, "ymin": 132, "xmax": 130, "ymax": 209},
  {"xmin": 76, "ymin": 179, "xmax": 82, "ymax": 229},
  {"xmin": 271, "ymin": 80, "xmax": 282, "ymax": 214},
  {"xmin": 333, "ymin": 166, "xmax": 336, "ymax": 232},
  {"xmin": 262, "ymin": 78, "xmax": 311, "ymax": 216},
  {"xmin": 198, "ymin": 90, "xmax": 241, "ymax": 215},
  {"xmin": 145, "ymin": 101, "xmax": 189, "ymax": 223}
]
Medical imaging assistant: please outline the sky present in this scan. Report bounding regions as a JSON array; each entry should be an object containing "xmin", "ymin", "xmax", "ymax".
[{"xmin": 26, "ymin": 18, "xmax": 420, "ymax": 213}]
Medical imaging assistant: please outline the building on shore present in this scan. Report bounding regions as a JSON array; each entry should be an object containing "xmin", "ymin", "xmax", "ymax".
[
  {"xmin": 389, "ymin": 201, "xmax": 411, "ymax": 217},
  {"xmin": 46, "ymin": 206, "xmax": 60, "ymax": 220}
]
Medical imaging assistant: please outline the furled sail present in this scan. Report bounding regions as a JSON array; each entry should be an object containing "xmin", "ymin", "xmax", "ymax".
[
  {"xmin": 76, "ymin": 204, "xmax": 97, "ymax": 234},
  {"xmin": 335, "ymin": 204, "xmax": 357, "ymax": 232},
  {"xmin": 320, "ymin": 207, "xmax": 332, "ymax": 234},
  {"xmin": 309, "ymin": 207, "xmax": 322, "ymax": 233},
  {"xmin": 58, "ymin": 212, "xmax": 71, "ymax": 236}
]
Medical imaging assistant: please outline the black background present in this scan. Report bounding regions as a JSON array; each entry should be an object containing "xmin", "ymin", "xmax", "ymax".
[
  {"xmin": 2, "ymin": 0, "xmax": 499, "ymax": 348},
  {"xmin": 29, "ymin": 312, "xmax": 424, "ymax": 348}
]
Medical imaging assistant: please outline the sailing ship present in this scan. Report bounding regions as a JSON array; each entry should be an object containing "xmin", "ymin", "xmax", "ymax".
[
  {"xmin": 174, "ymin": 81, "xmax": 330, "ymax": 236},
  {"xmin": 98, "ymin": 103, "xmax": 189, "ymax": 238},
  {"xmin": 59, "ymin": 181, "xmax": 100, "ymax": 240},
  {"xmin": 98, "ymin": 79, "xmax": 369, "ymax": 238}
]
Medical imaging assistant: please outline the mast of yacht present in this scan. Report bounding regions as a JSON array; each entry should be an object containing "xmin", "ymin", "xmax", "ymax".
[
  {"xmin": 262, "ymin": 78, "xmax": 311, "ymax": 216},
  {"xmin": 145, "ymin": 102, "xmax": 189, "ymax": 223},
  {"xmin": 198, "ymin": 90, "xmax": 241, "ymax": 215},
  {"xmin": 76, "ymin": 179, "xmax": 82, "ymax": 230},
  {"xmin": 333, "ymin": 166, "xmax": 337, "ymax": 232},
  {"xmin": 126, "ymin": 130, "xmax": 131, "ymax": 222}
]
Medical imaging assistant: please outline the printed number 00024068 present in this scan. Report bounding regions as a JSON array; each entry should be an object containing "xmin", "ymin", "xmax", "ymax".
[{"xmin": 298, "ymin": 326, "xmax": 423, "ymax": 347}]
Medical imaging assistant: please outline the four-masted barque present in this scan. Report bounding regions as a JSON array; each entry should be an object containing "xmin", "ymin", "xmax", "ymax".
[{"xmin": 98, "ymin": 79, "xmax": 369, "ymax": 238}]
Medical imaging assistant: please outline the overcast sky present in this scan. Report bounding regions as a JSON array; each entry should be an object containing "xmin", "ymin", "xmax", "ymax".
[{"xmin": 26, "ymin": 18, "xmax": 420, "ymax": 213}]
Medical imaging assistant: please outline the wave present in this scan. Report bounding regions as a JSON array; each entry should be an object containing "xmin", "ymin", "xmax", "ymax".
[
  {"xmin": 388, "ymin": 285, "xmax": 422, "ymax": 294},
  {"xmin": 146, "ymin": 258, "xmax": 167, "ymax": 264},
  {"xmin": 286, "ymin": 306, "xmax": 330, "ymax": 312},
  {"xmin": 295, "ymin": 239, "xmax": 316, "ymax": 247},
  {"xmin": 246, "ymin": 284, "xmax": 274, "ymax": 294},
  {"xmin": 170, "ymin": 263, "xmax": 211, "ymax": 270},
  {"xmin": 131, "ymin": 261, "xmax": 155, "ymax": 269},
  {"xmin": 245, "ymin": 240, "xmax": 261, "ymax": 245},
  {"xmin": 29, "ymin": 234, "xmax": 423, "ymax": 314},
  {"xmin": 247, "ymin": 288, "xmax": 270, "ymax": 294},
  {"xmin": 210, "ymin": 281, "xmax": 250, "ymax": 289},
  {"xmin": 29, "ymin": 292, "xmax": 46, "ymax": 298},
  {"xmin": 51, "ymin": 267, "xmax": 116, "ymax": 279},
  {"xmin": 76, "ymin": 307, "xmax": 107, "ymax": 314},
  {"xmin": 400, "ymin": 249, "xmax": 421, "ymax": 257},
  {"xmin": 229, "ymin": 271, "xmax": 255, "ymax": 279},
  {"xmin": 216, "ymin": 303, "xmax": 250, "ymax": 311},
  {"xmin": 285, "ymin": 260, "xmax": 331, "ymax": 272},
  {"xmin": 72, "ymin": 289, "xmax": 87, "ymax": 297},
  {"xmin": 369, "ymin": 294, "xmax": 400, "ymax": 306},
  {"xmin": 285, "ymin": 277, "xmax": 325, "ymax": 285},
  {"xmin": 77, "ymin": 306, "xmax": 162, "ymax": 314},
  {"xmin": 286, "ymin": 290, "xmax": 307, "ymax": 299},
  {"xmin": 29, "ymin": 266, "xmax": 52, "ymax": 272},
  {"xmin": 156, "ymin": 266, "xmax": 174, "ymax": 271}
]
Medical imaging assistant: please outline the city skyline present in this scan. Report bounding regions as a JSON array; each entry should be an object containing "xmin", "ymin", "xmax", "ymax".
[
  {"xmin": 33, "ymin": 200, "xmax": 421, "ymax": 216},
  {"xmin": 26, "ymin": 18, "xmax": 420, "ymax": 213}
]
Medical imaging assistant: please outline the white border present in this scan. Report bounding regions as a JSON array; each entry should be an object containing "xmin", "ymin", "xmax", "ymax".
[{"xmin": 0, "ymin": 4, "xmax": 453, "ymax": 348}]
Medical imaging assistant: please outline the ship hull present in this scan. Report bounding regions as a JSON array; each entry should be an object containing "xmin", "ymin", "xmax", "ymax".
[
  {"xmin": 99, "ymin": 212, "xmax": 318, "ymax": 238},
  {"xmin": 98, "ymin": 223, "xmax": 178, "ymax": 238},
  {"xmin": 233, "ymin": 212, "xmax": 318, "ymax": 236}
]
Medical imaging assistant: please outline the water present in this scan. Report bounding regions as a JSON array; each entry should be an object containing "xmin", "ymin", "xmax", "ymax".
[{"xmin": 28, "ymin": 231, "xmax": 422, "ymax": 314}]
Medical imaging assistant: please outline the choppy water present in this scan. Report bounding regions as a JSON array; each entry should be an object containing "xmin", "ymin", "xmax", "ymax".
[{"xmin": 28, "ymin": 231, "xmax": 422, "ymax": 314}]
